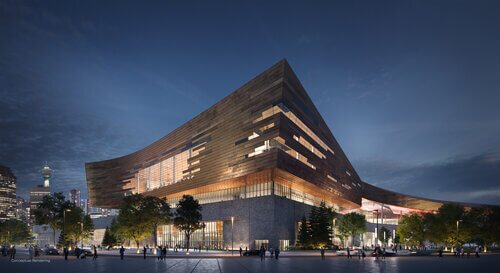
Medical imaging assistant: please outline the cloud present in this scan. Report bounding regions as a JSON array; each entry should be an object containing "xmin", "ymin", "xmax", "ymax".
[{"xmin": 356, "ymin": 151, "xmax": 500, "ymax": 205}]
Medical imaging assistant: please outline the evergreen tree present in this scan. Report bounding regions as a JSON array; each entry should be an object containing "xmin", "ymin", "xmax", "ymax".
[
  {"xmin": 101, "ymin": 226, "xmax": 117, "ymax": 248},
  {"xmin": 297, "ymin": 215, "xmax": 311, "ymax": 248},
  {"xmin": 309, "ymin": 202, "xmax": 337, "ymax": 248},
  {"xmin": 57, "ymin": 230, "xmax": 68, "ymax": 249}
]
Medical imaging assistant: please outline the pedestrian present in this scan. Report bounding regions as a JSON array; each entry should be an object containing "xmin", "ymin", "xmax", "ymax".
[
  {"xmin": 64, "ymin": 245, "xmax": 69, "ymax": 260},
  {"xmin": 75, "ymin": 246, "xmax": 80, "ymax": 259},
  {"xmin": 163, "ymin": 246, "xmax": 167, "ymax": 259},
  {"xmin": 93, "ymin": 245, "xmax": 98, "ymax": 260},
  {"xmin": 438, "ymin": 247, "xmax": 443, "ymax": 258},
  {"xmin": 143, "ymin": 246, "xmax": 147, "ymax": 259},
  {"xmin": 346, "ymin": 247, "xmax": 351, "ymax": 259},
  {"xmin": 362, "ymin": 247, "xmax": 366, "ymax": 259},
  {"xmin": 259, "ymin": 245, "xmax": 266, "ymax": 261},
  {"xmin": 157, "ymin": 246, "xmax": 162, "ymax": 260},
  {"xmin": 269, "ymin": 247, "xmax": 274, "ymax": 258},
  {"xmin": 275, "ymin": 247, "xmax": 280, "ymax": 260},
  {"xmin": 320, "ymin": 248, "xmax": 325, "ymax": 260},
  {"xmin": 119, "ymin": 246, "xmax": 125, "ymax": 260},
  {"xmin": 475, "ymin": 246, "xmax": 480, "ymax": 258},
  {"xmin": 239, "ymin": 247, "xmax": 243, "ymax": 256},
  {"xmin": 29, "ymin": 245, "xmax": 34, "ymax": 260},
  {"xmin": 9, "ymin": 245, "xmax": 16, "ymax": 260},
  {"xmin": 382, "ymin": 248, "xmax": 386, "ymax": 259}
]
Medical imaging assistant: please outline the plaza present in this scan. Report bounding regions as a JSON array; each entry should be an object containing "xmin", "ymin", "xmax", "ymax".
[{"xmin": 2, "ymin": 250, "xmax": 499, "ymax": 273}]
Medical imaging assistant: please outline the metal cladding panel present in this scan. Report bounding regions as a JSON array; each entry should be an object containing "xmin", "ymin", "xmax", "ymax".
[{"xmin": 86, "ymin": 60, "xmax": 364, "ymax": 208}]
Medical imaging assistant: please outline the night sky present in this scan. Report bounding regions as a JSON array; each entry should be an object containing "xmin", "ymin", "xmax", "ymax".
[{"xmin": 1, "ymin": 0, "xmax": 499, "ymax": 205}]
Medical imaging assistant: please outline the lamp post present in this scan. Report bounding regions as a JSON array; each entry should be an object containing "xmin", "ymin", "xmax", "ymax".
[
  {"xmin": 231, "ymin": 216, "xmax": 234, "ymax": 256},
  {"xmin": 374, "ymin": 209, "xmax": 379, "ymax": 247},
  {"xmin": 63, "ymin": 209, "xmax": 71, "ymax": 247},
  {"xmin": 77, "ymin": 221, "xmax": 83, "ymax": 248},
  {"xmin": 456, "ymin": 220, "xmax": 462, "ymax": 247}
]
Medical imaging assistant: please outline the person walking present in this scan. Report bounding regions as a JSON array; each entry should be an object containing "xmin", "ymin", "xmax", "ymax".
[
  {"xmin": 93, "ymin": 245, "xmax": 98, "ymax": 260},
  {"xmin": 64, "ymin": 246, "xmax": 69, "ymax": 260},
  {"xmin": 346, "ymin": 247, "xmax": 351, "ymax": 259},
  {"xmin": 28, "ymin": 245, "xmax": 34, "ymax": 260},
  {"xmin": 9, "ymin": 246, "xmax": 16, "ymax": 260},
  {"xmin": 275, "ymin": 247, "xmax": 280, "ymax": 260},
  {"xmin": 382, "ymin": 248, "xmax": 386, "ymax": 259},
  {"xmin": 143, "ymin": 246, "xmax": 147, "ymax": 259},
  {"xmin": 119, "ymin": 246, "xmax": 125, "ymax": 260},
  {"xmin": 438, "ymin": 247, "xmax": 443, "ymax": 258},
  {"xmin": 269, "ymin": 247, "xmax": 274, "ymax": 258},
  {"xmin": 163, "ymin": 246, "xmax": 167, "ymax": 259},
  {"xmin": 320, "ymin": 248, "xmax": 325, "ymax": 260},
  {"xmin": 259, "ymin": 245, "xmax": 266, "ymax": 261},
  {"xmin": 239, "ymin": 247, "xmax": 243, "ymax": 256},
  {"xmin": 157, "ymin": 246, "xmax": 162, "ymax": 260},
  {"xmin": 475, "ymin": 246, "xmax": 480, "ymax": 258}
]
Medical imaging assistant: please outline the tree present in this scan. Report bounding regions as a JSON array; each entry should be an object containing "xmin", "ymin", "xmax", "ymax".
[
  {"xmin": 309, "ymin": 201, "xmax": 337, "ymax": 248},
  {"xmin": 378, "ymin": 226, "xmax": 391, "ymax": 246},
  {"xmin": 114, "ymin": 194, "xmax": 151, "ymax": 248},
  {"xmin": 297, "ymin": 215, "xmax": 311, "ymax": 248},
  {"xmin": 32, "ymin": 192, "xmax": 73, "ymax": 246},
  {"xmin": 463, "ymin": 207, "xmax": 500, "ymax": 250},
  {"xmin": 0, "ymin": 219, "xmax": 32, "ymax": 245},
  {"xmin": 64, "ymin": 207, "xmax": 94, "ymax": 247},
  {"xmin": 101, "ymin": 226, "xmax": 118, "ymax": 248},
  {"xmin": 397, "ymin": 213, "xmax": 426, "ymax": 248},
  {"xmin": 174, "ymin": 195, "xmax": 205, "ymax": 252},
  {"xmin": 337, "ymin": 212, "xmax": 366, "ymax": 248},
  {"xmin": 436, "ymin": 204, "xmax": 467, "ymax": 247},
  {"xmin": 141, "ymin": 196, "xmax": 171, "ymax": 247}
]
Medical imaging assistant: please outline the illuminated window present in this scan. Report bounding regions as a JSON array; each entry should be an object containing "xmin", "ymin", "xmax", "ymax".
[{"xmin": 254, "ymin": 104, "xmax": 335, "ymax": 155}]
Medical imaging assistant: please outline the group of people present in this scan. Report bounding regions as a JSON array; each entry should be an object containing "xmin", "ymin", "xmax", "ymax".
[
  {"xmin": 155, "ymin": 245, "xmax": 169, "ymax": 260},
  {"xmin": 445, "ymin": 246, "xmax": 481, "ymax": 258},
  {"xmin": 1, "ymin": 245, "xmax": 16, "ymax": 259},
  {"xmin": 259, "ymin": 245, "xmax": 281, "ymax": 261}
]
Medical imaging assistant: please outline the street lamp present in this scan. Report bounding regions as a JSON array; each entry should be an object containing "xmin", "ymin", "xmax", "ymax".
[
  {"xmin": 231, "ymin": 216, "xmax": 234, "ymax": 256},
  {"xmin": 63, "ymin": 209, "xmax": 71, "ymax": 247},
  {"xmin": 76, "ymin": 221, "xmax": 84, "ymax": 248},
  {"xmin": 374, "ymin": 209, "xmax": 379, "ymax": 247},
  {"xmin": 456, "ymin": 220, "xmax": 463, "ymax": 247}
]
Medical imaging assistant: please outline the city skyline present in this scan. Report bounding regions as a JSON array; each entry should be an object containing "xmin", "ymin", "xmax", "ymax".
[{"xmin": 1, "ymin": 0, "xmax": 500, "ymax": 205}]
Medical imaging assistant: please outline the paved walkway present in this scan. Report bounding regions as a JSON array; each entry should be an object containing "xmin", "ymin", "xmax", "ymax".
[{"xmin": 1, "ymin": 250, "xmax": 498, "ymax": 273}]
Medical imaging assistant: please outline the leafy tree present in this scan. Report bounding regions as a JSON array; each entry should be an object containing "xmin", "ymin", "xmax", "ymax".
[
  {"xmin": 297, "ymin": 215, "xmax": 311, "ymax": 248},
  {"xmin": 309, "ymin": 201, "xmax": 337, "ymax": 248},
  {"xmin": 0, "ymin": 219, "xmax": 32, "ymax": 245},
  {"xmin": 463, "ymin": 207, "xmax": 500, "ymax": 249},
  {"xmin": 32, "ymin": 192, "xmax": 74, "ymax": 246},
  {"xmin": 142, "ymin": 196, "xmax": 171, "ymax": 247},
  {"xmin": 436, "ymin": 204, "xmax": 467, "ymax": 247},
  {"xmin": 173, "ymin": 195, "xmax": 205, "ymax": 252},
  {"xmin": 101, "ymin": 226, "xmax": 118, "ymax": 248},
  {"xmin": 337, "ymin": 212, "xmax": 366, "ymax": 248},
  {"xmin": 378, "ymin": 226, "xmax": 391, "ymax": 246},
  {"xmin": 114, "ymin": 194, "xmax": 150, "ymax": 248},
  {"xmin": 64, "ymin": 207, "xmax": 94, "ymax": 247},
  {"xmin": 397, "ymin": 213, "xmax": 426, "ymax": 248}
]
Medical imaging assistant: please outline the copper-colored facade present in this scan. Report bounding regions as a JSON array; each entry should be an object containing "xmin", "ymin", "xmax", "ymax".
[
  {"xmin": 86, "ymin": 60, "xmax": 364, "ymax": 209},
  {"xmin": 86, "ymin": 59, "xmax": 482, "ymax": 214}
]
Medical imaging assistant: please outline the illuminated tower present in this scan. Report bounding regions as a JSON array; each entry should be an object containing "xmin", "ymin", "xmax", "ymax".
[{"xmin": 42, "ymin": 162, "xmax": 53, "ymax": 188}]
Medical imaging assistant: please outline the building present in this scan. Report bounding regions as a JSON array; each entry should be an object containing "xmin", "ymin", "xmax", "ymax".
[
  {"xmin": 16, "ymin": 196, "xmax": 30, "ymax": 224},
  {"xmin": 69, "ymin": 189, "xmax": 81, "ymax": 207},
  {"xmin": 0, "ymin": 165, "xmax": 17, "ymax": 221},
  {"xmin": 86, "ymin": 60, "xmax": 486, "ymax": 250},
  {"xmin": 88, "ymin": 216, "xmax": 115, "ymax": 246}
]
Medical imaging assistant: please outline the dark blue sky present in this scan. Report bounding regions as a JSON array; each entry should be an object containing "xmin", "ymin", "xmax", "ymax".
[{"xmin": 1, "ymin": 0, "xmax": 499, "ymax": 204}]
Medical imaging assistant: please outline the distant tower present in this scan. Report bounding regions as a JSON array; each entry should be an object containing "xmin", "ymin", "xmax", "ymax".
[{"xmin": 41, "ymin": 162, "xmax": 53, "ymax": 188}]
